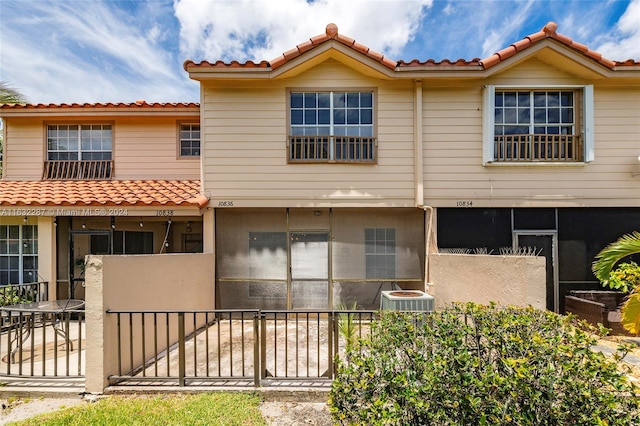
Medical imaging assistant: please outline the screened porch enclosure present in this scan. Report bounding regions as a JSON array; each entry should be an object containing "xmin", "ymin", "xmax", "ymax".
[{"xmin": 216, "ymin": 208, "xmax": 425, "ymax": 310}]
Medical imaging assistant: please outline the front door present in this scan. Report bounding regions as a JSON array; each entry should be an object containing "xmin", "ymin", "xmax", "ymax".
[
  {"xmin": 514, "ymin": 232, "xmax": 559, "ymax": 312},
  {"xmin": 289, "ymin": 231, "xmax": 329, "ymax": 309}
]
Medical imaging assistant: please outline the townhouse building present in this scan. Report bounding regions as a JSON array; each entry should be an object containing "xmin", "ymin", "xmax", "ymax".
[
  {"xmin": 0, "ymin": 102, "xmax": 205, "ymax": 299},
  {"xmin": 185, "ymin": 22, "xmax": 640, "ymax": 312},
  {"xmin": 1, "ymin": 22, "xmax": 638, "ymax": 313}
]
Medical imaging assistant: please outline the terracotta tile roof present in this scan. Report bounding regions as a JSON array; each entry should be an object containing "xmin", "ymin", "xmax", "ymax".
[
  {"xmin": 397, "ymin": 58, "xmax": 482, "ymax": 67},
  {"xmin": 185, "ymin": 22, "xmax": 638, "ymax": 74},
  {"xmin": 479, "ymin": 22, "xmax": 639, "ymax": 69},
  {"xmin": 184, "ymin": 23, "xmax": 398, "ymax": 71},
  {"xmin": 0, "ymin": 180, "xmax": 208, "ymax": 208},
  {"xmin": 0, "ymin": 101, "xmax": 199, "ymax": 110}
]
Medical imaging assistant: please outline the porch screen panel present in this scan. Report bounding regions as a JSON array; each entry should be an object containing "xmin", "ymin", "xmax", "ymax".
[
  {"xmin": 249, "ymin": 232, "xmax": 287, "ymax": 279},
  {"xmin": 216, "ymin": 209, "xmax": 288, "ymax": 309},
  {"xmin": 331, "ymin": 209, "xmax": 424, "ymax": 309}
]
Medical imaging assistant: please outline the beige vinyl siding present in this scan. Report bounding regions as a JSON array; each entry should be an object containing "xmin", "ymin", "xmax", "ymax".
[
  {"xmin": 2, "ymin": 115, "xmax": 199, "ymax": 181},
  {"xmin": 3, "ymin": 118, "xmax": 45, "ymax": 179},
  {"xmin": 114, "ymin": 117, "xmax": 199, "ymax": 180},
  {"xmin": 423, "ymin": 58, "xmax": 640, "ymax": 208},
  {"xmin": 202, "ymin": 59, "xmax": 416, "ymax": 207}
]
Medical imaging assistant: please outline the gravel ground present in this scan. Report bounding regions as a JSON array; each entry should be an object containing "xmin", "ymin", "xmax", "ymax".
[
  {"xmin": 261, "ymin": 401, "xmax": 332, "ymax": 425},
  {"xmin": 0, "ymin": 396, "xmax": 84, "ymax": 425}
]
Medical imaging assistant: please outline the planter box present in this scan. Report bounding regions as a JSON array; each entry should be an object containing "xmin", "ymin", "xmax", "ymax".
[{"xmin": 565, "ymin": 290, "xmax": 631, "ymax": 336}]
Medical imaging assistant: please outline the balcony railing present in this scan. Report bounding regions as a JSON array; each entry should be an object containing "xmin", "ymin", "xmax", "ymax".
[
  {"xmin": 43, "ymin": 160, "xmax": 113, "ymax": 180},
  {"xmin": 0, "ymin": 282, "xmax": 48, "ymax": 308},
  {"xmin": 289, "ymin": 135, "xmax": 376, "ymax": 163},
  {"xmin": 494, "ymin": 134, "xmax": 582, "ymax": 162}
]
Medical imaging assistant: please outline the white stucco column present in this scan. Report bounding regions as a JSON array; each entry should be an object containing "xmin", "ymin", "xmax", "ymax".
[{"xmin": 84, "ymin": 255, "xmax": 106, "ymax": 393}]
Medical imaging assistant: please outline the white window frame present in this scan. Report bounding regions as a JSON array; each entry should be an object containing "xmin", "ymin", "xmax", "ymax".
[
  {"xmin": 365, "ymin": 228, "xmax": 396, "ymax": 279},
  {"xmin": 482, "ymin": 85, "xmax": 594, "ymax": 165},
  {"xmin": 179, "ymin": 123, "xmax": 200, "ymax": 158},
  {"xmin": 47, "ymin": 124, "xmax": 112, "ymax": 161},
  {"xmin": 0, "ymin": 225, "xmax": 38, "ymax": 285},
  {"xmin": 288, "ymin": 90, "xmax": 376, "ymax": 163}
]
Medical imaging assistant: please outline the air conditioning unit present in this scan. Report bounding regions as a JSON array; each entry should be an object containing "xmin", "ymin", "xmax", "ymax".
[{"xmin": 380, "ymin": 290, "xmax": 434, "ymax": 312}]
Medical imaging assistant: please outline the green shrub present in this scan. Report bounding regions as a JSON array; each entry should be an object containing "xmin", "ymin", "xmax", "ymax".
[
  {"xmin": 0, "ymin": 284, "xmax": 31, "ymax": 307},
  {"xmin": 329, "ymin": 303, "xmax": 640, "ymax": 425},
  {"xmin": 604, "ymin": 261, "xmax": 640, "ymax": 294}
]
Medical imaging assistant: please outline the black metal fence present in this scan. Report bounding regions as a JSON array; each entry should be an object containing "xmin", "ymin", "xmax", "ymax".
[
  {"xmin": 107, "ymin": 309, "xmax": 376, "ymax": 387},
  {"xmin": 0, "ymin": 282, "xmax": 85, "ymax": 379},
  {"xmin": 0, "ymin": 282, "xmax": 48, "ymax": 307}
]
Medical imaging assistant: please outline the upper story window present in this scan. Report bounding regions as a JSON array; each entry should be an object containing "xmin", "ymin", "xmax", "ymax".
[
  {"xmin": 44, "ymin": 124, "xmax": 113, "ymax": 179},
  {"xmin": 483, "ymin": 85, "xmax": 594, "ymax": 164},
  {"xmin": 179, "ymin": 123, "xmax": 200, "ymax": 157},
  {"xmin": 47, "ymin": 124, "xmax": 112, "ymax": 160},
  {"xmin": 288, "ymin": 91, "xmax": 376, "ymax": 163}
]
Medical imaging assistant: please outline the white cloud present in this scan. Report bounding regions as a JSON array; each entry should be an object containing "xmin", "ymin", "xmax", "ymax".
[
  {"xmin": 442, "ymin": 2, "xmax": 454, "ymax": 16},
  {"xmin": 0, "ymin": 1, "xmax": 198, "ymax": 103},
  {"xmin": 480, "ymin": 0, "xmax": 536, "ymax": 58},
  {"xmin": 596, "ymin": 0, "xmax": 640, "ymax": 60},
  {"xmin": 174, "ymin": 0, "xmax": 433, "ymax": 63},
  {"xmin": 2, "ymin": 0, "xmax": 637, "ymax": 105}
]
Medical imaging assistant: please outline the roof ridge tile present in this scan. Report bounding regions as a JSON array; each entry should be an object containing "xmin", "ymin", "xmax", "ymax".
[
  {"xmin": 335, "ymin": 33, "xmax": 356, "ymax": 47},
  {"xmin": 479, "ymin": 21, "xmax": 623, "ymax": 70},
  {"xmin": 181, "ymin": 21, "xmax": 637, "ymax": 73}
]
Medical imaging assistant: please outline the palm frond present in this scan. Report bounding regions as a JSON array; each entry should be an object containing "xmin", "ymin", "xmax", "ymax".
[
  {"xmin": 336, "ymin": 301, "xmax": 358, "ymax": 350},
  {"xmin": 0, "ymin": 82, "xmax": 27, "ymax": 104},
  {"xmin": 592, "ymin": 231, "xmax": 640, "ymax": 283},
  {"xmin": 621, "ymin": 293, "xmax": 640, "ymax": 335}
]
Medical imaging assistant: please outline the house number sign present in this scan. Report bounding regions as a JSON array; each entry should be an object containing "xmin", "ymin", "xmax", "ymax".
[{"xmin": 456, "ymin": 201, "xmax": 473, "ymax": 207}]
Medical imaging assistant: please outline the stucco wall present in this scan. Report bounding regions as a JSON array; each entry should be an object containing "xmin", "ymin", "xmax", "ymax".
[
  {"xmin": 84, "ymin": 253, "xmax": 214, "ymax": 393},
  {"xmin": 428, "ymin": 253, "xmax": 546, "ymax": 310},
  {"xmin": 2, "ymin": 115, "xmax": 200, "ymax": 181}
]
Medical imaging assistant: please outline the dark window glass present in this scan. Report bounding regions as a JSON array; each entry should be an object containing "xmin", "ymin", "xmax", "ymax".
[
  {"xmin": 513, "ymin": 208, "xmax": 556, "ymax": 229},
  {"xmin": 437, "ymin": 208, "xmax": 512, "ymax": 253},
  {"xmin": 290, "ymin": 92, "xmax": 303, "ymax": 108}
]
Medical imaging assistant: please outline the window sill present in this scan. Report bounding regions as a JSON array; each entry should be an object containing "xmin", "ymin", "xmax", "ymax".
[
  {"xmin": 288, "ymin": 161, "xmax": 378, "ymax": 165},
  {"xmin": 483, "ymin": 161, "xmax": 589, "ymax": 168}
]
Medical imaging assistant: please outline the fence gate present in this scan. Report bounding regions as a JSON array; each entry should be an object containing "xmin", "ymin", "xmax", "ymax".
[{"xmin": 107, "ymin": 309, "xmax": 375, "ymax": 387}]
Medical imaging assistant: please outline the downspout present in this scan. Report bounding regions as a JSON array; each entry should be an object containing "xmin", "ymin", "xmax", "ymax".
[
  {"xmin": 414, "ymin": 79, "xmax": 424, "ymax": 206},
  {"xmin": 423, "ymin": 206, "xmax": 435, "ymax": 295},
  {"xmin": 414, "ymin": 79, "xmax": 434, "ymax": 294}
]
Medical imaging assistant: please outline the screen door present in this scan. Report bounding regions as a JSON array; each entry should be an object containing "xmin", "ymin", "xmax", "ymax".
[{"xmin": 290, "ymin": 231, "xmax": 329, "ymax": 309}]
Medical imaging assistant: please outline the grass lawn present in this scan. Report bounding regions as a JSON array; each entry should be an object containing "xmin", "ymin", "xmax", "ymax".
[{"xmin": 8, "ymin": 392, "xmax": 266, "ymax": 426}]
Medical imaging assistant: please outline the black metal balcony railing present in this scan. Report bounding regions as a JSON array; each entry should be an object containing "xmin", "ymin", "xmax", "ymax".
[
  {"xmin": 43, "ymin": 160, "xmax": 113, "ymax": 180},
  {"xmin": 0, "ymin": 282, "xmax": 48, "ymax": 308},
  {"xmin": 289, "ymin": 136, "xmax": 376, "ymax": 163},
  {"xmin": 494, "ymin": 134, "xmax": 582, "ymax": 162}
]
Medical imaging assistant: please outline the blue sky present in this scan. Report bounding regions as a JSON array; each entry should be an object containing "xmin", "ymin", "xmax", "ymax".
[{"xmin": 1, "ymin": 0, "xmax": 638, "ymax": 104}]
